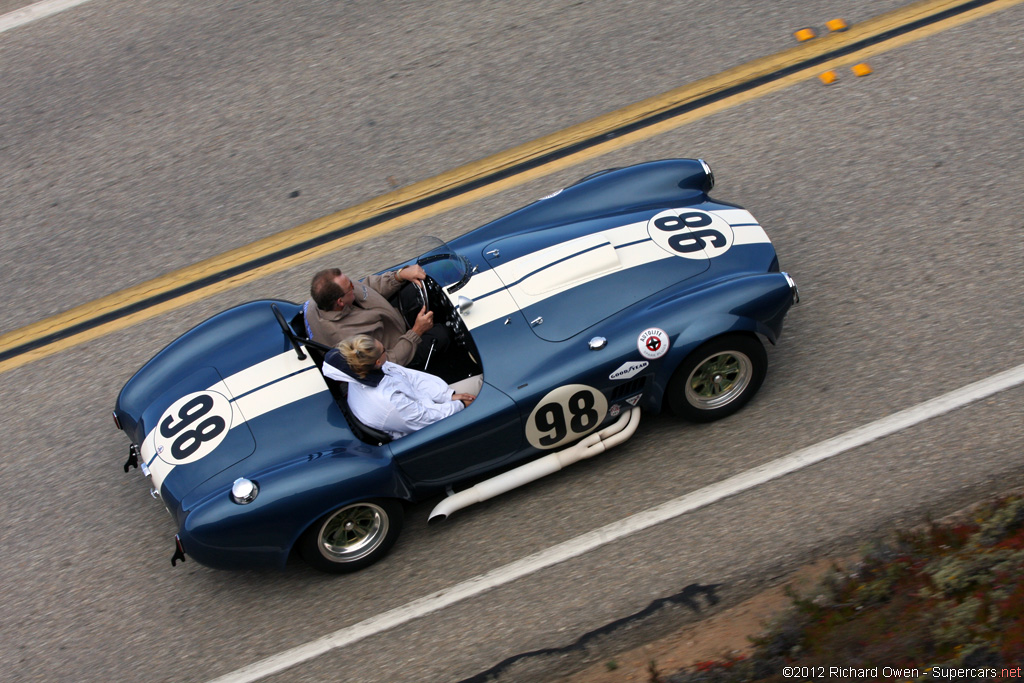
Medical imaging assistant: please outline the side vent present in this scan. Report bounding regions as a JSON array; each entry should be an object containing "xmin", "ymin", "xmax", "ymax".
[{"xmin": 610, "ymin": 376, "xmax": 647, "ymax": 401}]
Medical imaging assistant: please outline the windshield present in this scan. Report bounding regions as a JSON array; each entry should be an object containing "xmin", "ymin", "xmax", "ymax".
[{"xmin": 415, "ymin": 237, "xmax": 472, "ymax": 292}]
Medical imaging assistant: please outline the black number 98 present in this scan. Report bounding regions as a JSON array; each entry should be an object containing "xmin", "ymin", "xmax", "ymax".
[{"xmin": 160, "ymin": 394, "xmax": 227, "ymax": 460}]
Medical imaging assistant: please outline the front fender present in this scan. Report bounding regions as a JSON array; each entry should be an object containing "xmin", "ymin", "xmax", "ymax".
[
  {"xmin": 640, "ymin": 273, "xmax": 795, "ymax": 412},
  {"xmin": 179, "ymin": 446, "xmax": 407, "ymax": 570},
  {"xmin": 668, "ymin": 273, "xmax": 795, "ymax": 351}
]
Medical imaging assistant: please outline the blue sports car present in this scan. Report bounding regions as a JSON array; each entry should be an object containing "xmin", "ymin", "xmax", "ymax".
[{"xmin": 113, "ymin": 159, "xmax": 798, "ymax": 573}]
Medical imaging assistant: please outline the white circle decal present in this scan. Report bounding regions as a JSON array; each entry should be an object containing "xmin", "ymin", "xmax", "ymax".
[
  {"xmin": 647, "ymin": 208, "xmax": 733, "ymax": 259},
  {"xmin": 153, "ymin": 391, "xmax": 232, "ymax": 465},
  {"xmin": 526, "ymin": 384, "xmax": 608, "ymax": 450},
  {"xmin": 638, "ymin": 328, "xmax": 670, "ymax": 359}
]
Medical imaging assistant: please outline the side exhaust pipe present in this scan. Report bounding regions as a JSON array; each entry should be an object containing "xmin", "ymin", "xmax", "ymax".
[{"xmin": 428, "ymin": 407, "xmax": 641, "ymax": 523}]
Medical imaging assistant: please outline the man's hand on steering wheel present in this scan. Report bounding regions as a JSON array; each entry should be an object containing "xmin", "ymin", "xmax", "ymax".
[
  {"xmin": 412, "ymin": 304, "xmax": 434, "ymax": 336},
  {"xmin": 396, "ymin": 264, "xmax": 427, "ymax": 284}
]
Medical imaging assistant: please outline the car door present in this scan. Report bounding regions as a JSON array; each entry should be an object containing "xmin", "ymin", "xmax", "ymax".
[{"xmin": 388, "ymin": 381, "xmax": 523, "ymax": 486}]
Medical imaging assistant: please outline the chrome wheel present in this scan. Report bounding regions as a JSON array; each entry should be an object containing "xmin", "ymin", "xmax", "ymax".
[
  {"xmin": 317, "ymin": 502, "xmax": 390, "ymax": 563},
  {"xmin": 299, "ymin": 499, "xmax": 403, "ymax": 573},
  {"xmin": 666, "ymin": 334, "xmax": 767, "ymax": 423},
  {"xmin": 685, "ymin": 350, "xmax": 753, "ymax": 410}
]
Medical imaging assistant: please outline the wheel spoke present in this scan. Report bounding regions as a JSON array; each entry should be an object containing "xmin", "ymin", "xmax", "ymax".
[
  {"xmin": 318, "ymin": 503, "xmax": 389, "ymax": 562},
  {"xmin": 685, "ymin": 349, "xmax": 753, "ymax": 410}
]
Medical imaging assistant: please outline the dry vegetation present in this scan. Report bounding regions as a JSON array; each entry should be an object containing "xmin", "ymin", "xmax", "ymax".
[{"xmin": 654, "ymin": 495, "xmax": 1024, "ymax": 683}]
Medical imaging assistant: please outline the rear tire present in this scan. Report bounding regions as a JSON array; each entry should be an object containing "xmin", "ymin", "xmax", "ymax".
[
  {"xmin": 298, "ymin": 499, "xmax": 403, "ymax": 573},
  {"xmin": 666, "ymin": 334, "xmax": 767, "ymax": 422}
]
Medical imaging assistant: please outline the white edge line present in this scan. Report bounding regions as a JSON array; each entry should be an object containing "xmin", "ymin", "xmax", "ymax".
[
  {"xmin": 0, "ymin": 0, "xmax": 92, "ymax": 34},
  {"xmin": 208, "ymin": 362, "xmax": 1024, "ymax": 683}
]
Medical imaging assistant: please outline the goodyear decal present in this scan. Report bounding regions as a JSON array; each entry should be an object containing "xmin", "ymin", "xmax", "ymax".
[{"xmin": 610, "ymin": 360, "xmax": 648, "ymax": 380}]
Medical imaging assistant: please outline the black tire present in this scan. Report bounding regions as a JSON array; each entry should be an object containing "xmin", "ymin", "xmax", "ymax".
[
  {"xmin": 666, "ymin": 334, "xmax": 767, "ymax": 422},
  {"xmin": 298, "ymin": 499, "xmax": 404, "ymax": 573}
]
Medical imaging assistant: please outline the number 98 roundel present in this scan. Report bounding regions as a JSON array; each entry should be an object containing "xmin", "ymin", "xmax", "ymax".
[
  {"xmin": 152, "ymin": 390, "xmax": 233, "ymax": 465},
  {"xmin": 526, "ymin": 385, "xmax": 609, "ymax": 450},
  {"xmin": 647, "ymin": 208, "xmax": 733, "ymax": 260}
]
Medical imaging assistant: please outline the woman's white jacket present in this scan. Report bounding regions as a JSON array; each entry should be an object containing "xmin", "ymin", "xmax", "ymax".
[{"xmin": 324, "ymin": 359, "xmax": 464, "ymax": 439}]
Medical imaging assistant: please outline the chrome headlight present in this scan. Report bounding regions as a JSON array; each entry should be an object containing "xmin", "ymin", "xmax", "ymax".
[
  {"xmin": 698, "ymin": 158, "xmax": 715, "ymax": 192},
  {"xmin": 783, "ymin": 272, "xmax": 800, "ymax": 304},
  {"xmin": 230, "ymin": 477, "xmax": 259, "ymax": 504}
]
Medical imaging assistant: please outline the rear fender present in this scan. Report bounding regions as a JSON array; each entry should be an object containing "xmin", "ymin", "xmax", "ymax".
[{"xmin": 179, "ymin": 446, "xmax": 407, "ymax": 570}]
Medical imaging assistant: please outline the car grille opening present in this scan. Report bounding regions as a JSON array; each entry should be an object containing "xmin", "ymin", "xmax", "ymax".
[{"xmin": 610, "ymin": 376, "xmax": 647, "ymax": 401}]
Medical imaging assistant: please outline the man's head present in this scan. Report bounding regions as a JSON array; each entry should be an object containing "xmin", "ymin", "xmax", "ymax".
[{"xmin": 311, "ymin": 268, "xmax": 356, "ymax": 312}]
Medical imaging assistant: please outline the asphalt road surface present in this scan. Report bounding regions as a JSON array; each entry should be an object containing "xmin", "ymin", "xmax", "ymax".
[{"xmin": 1, "ymin": 1, "xmax": 1022, "ymax": 681}]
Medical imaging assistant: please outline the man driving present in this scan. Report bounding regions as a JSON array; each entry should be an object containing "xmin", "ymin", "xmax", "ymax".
[{"xmin": 304, "ymin": 265, "xmax": 450, "ymax": 369}]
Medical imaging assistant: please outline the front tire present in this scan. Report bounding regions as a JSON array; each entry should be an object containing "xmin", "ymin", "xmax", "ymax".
[
  {"xmin": 666, "ymin": 334, "xmax": 767, "ymax": 422},
  {"xmin": 298, "ymin": 499, "xmax": 403, "ymax": 573}
]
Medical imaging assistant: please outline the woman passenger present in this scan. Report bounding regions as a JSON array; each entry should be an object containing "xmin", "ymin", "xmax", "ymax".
[{"xmin": 323, "ymin": 334, "xmax": 480, "ymax": 439}]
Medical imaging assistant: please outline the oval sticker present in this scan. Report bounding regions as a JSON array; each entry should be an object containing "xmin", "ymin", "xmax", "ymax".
[
  {"xmin": 526, "ymin": 384, "xmax": 609, "ymax": 450},
  {"xmin": 152, "ymin": 391, "xmax": 233, "ymax": 466},
  {"xmin": 638, "ymin": 328, "xmax": 669, "ymax": 359},
  {"xmin": 647, "ymin": 208, "xmax": 734, "ymax": 260}
]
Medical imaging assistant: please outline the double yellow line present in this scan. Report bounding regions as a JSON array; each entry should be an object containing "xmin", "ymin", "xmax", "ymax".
[{"xmin": 1, "ymin": 0, "xmax": 1019, "ymax": 374}]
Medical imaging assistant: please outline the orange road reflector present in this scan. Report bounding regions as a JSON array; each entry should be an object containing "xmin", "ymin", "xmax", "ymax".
[
  {"xmin": 852, "ymin": 62, "xmax": 874, "ymax": 76},
  {"xmin": 827, "ymin": 18, "xmax": 849, "ymax": 32},
  {"xmin": 819, "ymin": 70, "xmax": 838, "ymax": 85},
  {"xmin": 794, "ymin": 27, "xmax": 816, "ymax": 41}
]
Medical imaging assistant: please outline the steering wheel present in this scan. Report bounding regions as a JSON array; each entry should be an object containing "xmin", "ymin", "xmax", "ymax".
[{"xmin": 421, "ymin": 276, "xmax": 470, "ymax": 345}]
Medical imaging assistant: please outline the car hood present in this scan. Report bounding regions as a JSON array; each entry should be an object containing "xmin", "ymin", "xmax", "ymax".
[
  {"xmin": 115, "ymin": 301, "xmax": 340, "ymax": 513},
  {"xmin": 478, "ymin": 212, "xmax": 711, "ymax": 341},
  {"xmin": 445, "ymin": 160, "xmax": 776, "ymax": 342}
]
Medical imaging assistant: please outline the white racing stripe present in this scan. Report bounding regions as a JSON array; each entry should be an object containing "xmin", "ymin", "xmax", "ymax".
[
  {"xmin": 453, "ymin": 210, "xmax": 769, "ymax": 330},
  {"xmin": 452, "ymin": 270, "xmax": 514, "ymax": 329},
  {"xmin": 207, "ymin": 362, "xmax": 1024, "ymax": 683},
  {"xmin": 222, "ymin": 350, "xmax": 318, "ymax": 398},
  {"xmin": 232, "ymin": 368, "xmax": 327, "ymax": 424},
  {"xmin": 142, "ymin": 349, "xmax": 327, "ymax": 490},
  {"xmin": 716, "ymin": 209, "xmax": 770, "ymax": 244}
]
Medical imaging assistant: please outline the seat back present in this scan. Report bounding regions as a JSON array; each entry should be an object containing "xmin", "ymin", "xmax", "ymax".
[
  {"xmin": 291, "ymin": 310, "xmax": 393, "ymax": 447},
  {"xmin": 334, "ymin": 382, "xmax": 393, "ymax": 447}
]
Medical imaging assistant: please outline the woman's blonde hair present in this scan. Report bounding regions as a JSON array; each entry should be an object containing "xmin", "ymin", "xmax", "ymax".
[{"xmin": 337, "ymin": 335, "xmax": 380, "ymax": 378}]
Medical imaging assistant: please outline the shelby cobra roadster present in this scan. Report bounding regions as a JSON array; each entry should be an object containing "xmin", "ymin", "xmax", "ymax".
[{"xmin": 113, "ymin": 159, "xmax": 798, "ymax": 573}]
